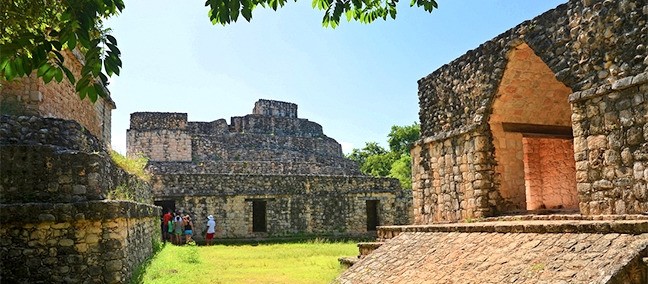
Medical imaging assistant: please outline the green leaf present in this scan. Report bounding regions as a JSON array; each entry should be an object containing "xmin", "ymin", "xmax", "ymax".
[
  {"xmin": 106, "ymin": 34, "xmax": 117, "ymax": 45},
  {"xmin": 42, "ymin": 67, "xmax": 58, "ymax": 83},
  {"xmin": 230, "ymin": 0, "xmax": 241, "ymax": 19},
  {"xmin": 3, "ymin": 61, "xmax": 14, "ymax": 80},
  {"xmin": 345, "ymin": 9, "xmax": 354, "ymax": 21},
  {"xmin": 54, "ymin": 68, "xmax": 64, "ymax": 82},
  {"xmin": 92, "ymin": 59, "xmax": 102, "ymax": 77},
  {"xmin": 76, "ymin": 76, "xmax": 90, "ymax": 92},
  {"xmin": 87, "ymin": 84, "xmax": 98, "ymax": 102},
  {"xmin": 61, "ymin": 65, "xmax": 76, "ymax": 85},
  {"xmin": 104, "ymin": 56, "xmax": 117, "ymax": 76},
  {"xmin": 53, "ymin": 50, "xmax": 65, "ymax": 63},
  {"xmin": 51, "ymin": 41, "xmax": 63, "ymax": 50},
  {"xmin": 37, "ymin": 63, "xmax": 52, "ymax": 77},
  {"xmin": 242, "ymin": 7, "xmax": 253, "ymax": 21},
  {"xmin": 68, "ymin": 34, "xmax": 77, "ymax": 49},
  {"xmin": 14, "ymin": 56, "xmax": 25, "ymax": 77},
  {"xmin": 107, "ymin": 43, "xmax": 121, "ymax": 55},
  {"xmin": 94, "ymin": 82, "xmax": 106, "ymax": 98},
  {"xmin": 0, "ymin": 58, "xmax": 10, "ymax": 72}
]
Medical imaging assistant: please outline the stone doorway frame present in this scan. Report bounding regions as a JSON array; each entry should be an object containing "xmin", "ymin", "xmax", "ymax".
[{"xmin": 366, "ymin": 200, "xmax": 380, "ymax": 231}]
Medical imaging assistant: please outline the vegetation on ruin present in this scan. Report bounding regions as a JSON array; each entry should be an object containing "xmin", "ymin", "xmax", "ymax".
[
  {"xmin": 132, "ymin": 240, "xmax": 356, "ymax": 284},
  {"xmin": 348, "ymin": 122, "xmax": 419, "ymax": 189},
  {"xmin": 1, "ymin": 0, "xmax": 437, "ymax": 101},
  {"xmin": 110, "ymin": 150, "xmax": 150, "ymax": 181}
]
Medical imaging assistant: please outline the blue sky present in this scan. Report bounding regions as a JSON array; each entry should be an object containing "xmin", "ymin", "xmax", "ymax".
[{"xmin": 106, "ymin": 0, "xmax": 566, "ymax": 154}]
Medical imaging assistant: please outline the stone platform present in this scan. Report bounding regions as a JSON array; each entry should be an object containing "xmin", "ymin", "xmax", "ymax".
[{"xmin": 337, "ymin": 215, "xmax": 648, "ymax": 284}]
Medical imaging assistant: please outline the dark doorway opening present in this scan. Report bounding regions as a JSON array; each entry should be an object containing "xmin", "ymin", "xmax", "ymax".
[
  {"xmin": 252, "ymin": 200, "xmax": 267, "ymax": 232},
  {"xmin": 366, "ymin": 200, "xmax": 379, "ymax": 231},
  {"xmin": 155, "ymin": 200, "xmax": 176, "ymax": 215}
]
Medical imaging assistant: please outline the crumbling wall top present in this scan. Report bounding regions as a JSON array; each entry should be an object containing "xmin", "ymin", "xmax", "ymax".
[
  {"xmin": 253, "ymin": 99, "xmax": 297, "ymax": 118},
  {"xmin": 130, "ymin": 112, "xmax": 187, "ymax": 130}
]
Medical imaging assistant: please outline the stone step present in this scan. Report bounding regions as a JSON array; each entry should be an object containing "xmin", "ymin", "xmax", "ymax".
[
  {"xmin": 337, "ymin": 228, "xmax": 648, "ymax": 283},
  {"xmin": 338, "ymin": 242, "xmax": 385, "ymax": 269},
  {"xmin": 376, "ymin": 217, "xmax": 648, "ymax": 240},
  {"xmin": 338, "ymin": 256, "xmax": 359, "ymax": 268},
  {"xmin": 358, "ymin": 242, "xmax": 384, "ymax": 257}
]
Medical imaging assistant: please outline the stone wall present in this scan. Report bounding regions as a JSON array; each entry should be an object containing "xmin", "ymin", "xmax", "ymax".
[
  {"xmin": 152, "ymin": 174, "xmax": 410, "ymax": 238},
  {"xmin": 147, "ymin": 160, "xmax": 361, "ymax": 176},
  {"xmin": 570, "ymin": 72, "xmax": 648, "ymax": 215},
  {"xmin": 131, "ymin": 100, "xmax": 411, "ymax": 238},
  {"xmin": 413, "ymin": 0, "xmax": 647, "ymax": 223},
  {"xmin": 0, "ymin": 50, "xmax": 115, "ymax": 146},
  {"xmin": 0, "ymin": 115, "xmax": 154, "ymax": 204},
  {"xmin": 229, "ymin": 115, "xmax": 324, "ymax": 137},
  {"xmin": 128, "ymin": 101, "xmax": 357, "ymax": 175},
  {"xmin": 0, "ymin": 201, "xmax": 159, "ymax": 284},
  {"xmin": 191, "ymin": 133, "xmax": 343, "ymax": 163},
  {"xmin": 253, "ymin": 99, "xmax": 298, "ymax": 118},
  {"xmin": 488, "ymin": 43, "xmax": 574, "ymax": 211},
  {"xmin": 418, "ymin": 0, "xmax": 647, "ymax": 139},
  {"xmin": 523, "ymin": 137, "xmax": 578, "ymax": 210},
  {"xmin": 412, "ymin": 130, "xmax": 497, "ymax": 224},
  {"xmin": 0, "ymin": 115, "xmax": 160, "ymax": 283}
]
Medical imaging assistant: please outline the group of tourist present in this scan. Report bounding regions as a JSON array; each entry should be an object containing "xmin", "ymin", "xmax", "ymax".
[{"xmin": 162, "ymin": 210, "xmax": 217, "ymax": 245}]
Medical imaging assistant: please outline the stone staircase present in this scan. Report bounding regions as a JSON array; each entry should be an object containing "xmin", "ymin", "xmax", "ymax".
[{"xmin": 337, "ymin": 215, "xmax": 648, "ymax": 283}]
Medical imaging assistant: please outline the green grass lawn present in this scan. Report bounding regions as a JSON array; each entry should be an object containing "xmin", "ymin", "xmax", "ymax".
[{"xmin": 134, "ymin": 240, "xmax": 357, "ymax": 284}]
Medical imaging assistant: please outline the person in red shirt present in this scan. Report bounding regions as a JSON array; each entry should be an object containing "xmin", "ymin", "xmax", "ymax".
[{"xmin": 162, "ymin": 209, "xmax": 173, "ymax": 243}]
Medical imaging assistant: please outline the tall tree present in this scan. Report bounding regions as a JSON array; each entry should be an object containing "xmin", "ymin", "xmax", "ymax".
[
  {"xmin": 388, "ymin": 123, "xmax": 420, "ymax": 156},
  {"xmin": 347, "ymin": 122, "xmax": 419, "ymax": 189}
]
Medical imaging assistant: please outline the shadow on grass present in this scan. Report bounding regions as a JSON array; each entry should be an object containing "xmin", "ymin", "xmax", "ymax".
[
  {"xmin": 130, "ymin": 239, "xmax": 166, "ymax": 284},
  {"xmin": 201, "ymin": 235, "xmax": 375, "ymax": 247}
]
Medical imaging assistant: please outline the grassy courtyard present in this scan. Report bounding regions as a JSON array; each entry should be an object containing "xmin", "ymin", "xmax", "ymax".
[{"xmin": 133, "ymin": 240, "xmax": 357, "ymax": 284}]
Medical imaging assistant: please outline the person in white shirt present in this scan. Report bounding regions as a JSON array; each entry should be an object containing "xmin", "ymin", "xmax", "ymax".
[{"xmin": 205, "ymin": 215, "xmax": 216, "ymax": 246}]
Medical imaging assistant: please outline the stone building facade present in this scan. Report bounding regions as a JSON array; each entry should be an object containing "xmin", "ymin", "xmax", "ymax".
[
  {"xmin": 128, "ymin": 99, "xmax": 412, "ymax": 238},
  {"xmin": 412, "ymin": 0, "xmax": 647, "ymax": 224},
  {"xmin": 0, "ymin": 52, "xmax": 159, "ymax": 283},
  {"xmin": 0, "ymin": 49, "xmax": 115, "ymax": 146},
  {"xmin": 0, "ymin": 115, "xmax": 160, "ymax": 283}
]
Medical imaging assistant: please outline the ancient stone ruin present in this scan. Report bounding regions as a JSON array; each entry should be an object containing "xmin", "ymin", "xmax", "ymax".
[
  {"xmin": 338, "ymin": 0, "xmax": 648, "ymax": 282},
  {"xmin": 128, "ymin": 99, "xmax": 412, "ymax": 238},
  {"xmin": 0, "ymin": 50, "xmax": 160, "ymax": 283}
]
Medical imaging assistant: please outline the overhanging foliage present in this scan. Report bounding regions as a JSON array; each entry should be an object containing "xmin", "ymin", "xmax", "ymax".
[{"xmin": 0, "ymin": 0, "xmax": 123, "ymax": 102}]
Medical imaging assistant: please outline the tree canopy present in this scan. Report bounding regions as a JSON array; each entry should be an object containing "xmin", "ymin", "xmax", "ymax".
[
  {"xmin": 0, "ymin": 0, "xmax": 437, "ymax": 101},
  {"xmin": 347, "ymin": 122, "xmax": 419, "ymax": 189},
  {"xmin": 1, "ymin": 0, "xmax": 124, "ymax": 102},
  {"xmin": 206, "ymin": 0, "xmax": 438, "ymax": 28}
]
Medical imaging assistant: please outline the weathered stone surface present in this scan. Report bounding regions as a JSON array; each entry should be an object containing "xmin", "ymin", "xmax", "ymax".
[
  {"xmin": 0, "ymin": 201, "xmax": 159, "ymax": 284},
  {"xmin": 0, "ymin": 114, "xmax": 160, "ymax": 283},
  {"xmin": 413, "ymin": 0, "xmax": 648, "ymax": 222},
  {"xmin": 0, "ymin": 50, "xmax": 115, "ymax": 145},
  {"xmin": 338, "ymin": 229, "xmax": 648, "ymax": 284},
  {"xmin": 0, "ymin": 115, "xmax": 155, "ymax": 205},
  {"xmin": 130, "ymin": 100, "xmax": 411, "ymax": 239}
]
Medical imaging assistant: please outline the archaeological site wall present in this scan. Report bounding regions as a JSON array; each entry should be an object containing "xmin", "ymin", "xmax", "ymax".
[
  {"xmin": 129, "ymin": 100, "xmax": 412, "ymax": 239},
  {"xmin": 570, "ymin": 73, "xmax": 648, "ymax": 214},
  {"xmin": 153, "ymin": 174, "xmax": 410, "ymax": 238},
  {"xmin": 1, "ymin": 54, "xmax": 159, "ymax": 283},
  {"xmin": 0, "ymin": 50, "xmax": 115, "ymax": 146},
  {"xmin": 413, "ymin": 0, "xmax": 647, "ymax": 223},
  {"xmin": 0, "ymin": 115, "xmax": 160, "ymax": 283}
]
